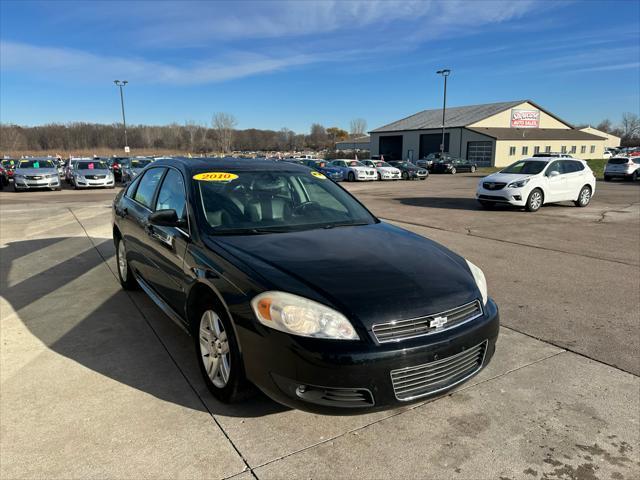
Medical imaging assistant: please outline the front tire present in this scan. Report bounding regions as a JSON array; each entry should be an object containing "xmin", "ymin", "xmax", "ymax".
[
  {"xmin": 450, "ymin": 167, "xmax": 457, "ymax": 174},
  {"xmin": 115, "ymin": 236, "xmax": 138, "ymax": 290},
  {"xmin": 633, "ymin": 170, "xmax": 639, "ymax": 182},
  {"xmin": 348, "ymin": 172, "xmax": 355, "ymax": 182},
  {"xmin": 574, "ymin": 185, "xmax": 592, "ymax": 207},
  {"xmin": 401, "ymin": 171, "xmax": 408, "ymax": 180},
  {"xmin": 194, "ymin": 305, "xmax": 250, "ymax": 403},
  {"xmin": 525, "ymin": 188, "xmax": 543, "ymax": 212},
  {"xmin": 470, "ymin": 166, "xmax": 477, "ymax": 173}
]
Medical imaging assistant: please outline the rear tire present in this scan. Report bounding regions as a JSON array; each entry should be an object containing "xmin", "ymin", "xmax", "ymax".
[
  {"xmin": 193, "ymin": 301, "xmax": 252, "ymax": 403},
  {"xmin": 574, "ymin": 185, "xmax": 592, "ymax": 207},
  {"xmin": 115, "ymin": 236, "xmax": 139, "ymax": 290},
  {"xmin": 401, "ymin": 171, "xmax": 408, "ymax": 180},
  {"xmin": 604, "ymin": 175, "xmax": 611, "ymax": 182},
  {"xmin": 450, "ymin": 167, "xmax": 457, "ymax": 175},
  {"xmin": 633, "ymin": 170, "xmax": 639, "ymax": 182},
  {"xmin": 525, "ymin": 188, "xmax": 543, "ymax": 212},
  {"xmin": 470, "ymin": 166, "xmax": 477, "ymax": 173}
]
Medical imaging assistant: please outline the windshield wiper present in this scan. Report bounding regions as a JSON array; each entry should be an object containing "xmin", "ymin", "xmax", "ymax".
[{"xmin": 323, "ymin": 221, "xmax": 370, "ymax": 229}]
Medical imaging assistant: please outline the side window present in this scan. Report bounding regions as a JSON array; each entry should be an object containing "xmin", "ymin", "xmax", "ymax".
[
  {"xmin": 573, "ymin": 161, "xmax": 585, "ymax": 171},
  {"xmin": 559, "ymin": 160, "xmax": 574, "ymax": 174},
  {"xmin": 125, "ymin": 175, "xmax": 142, "ymax": 198},
  {"xmin": 155, "ymin": 169, "xmax": 187, "ymax": 220},
  {"xmin": 134, "ymin": 168, "xmax": 165, "ymax": 209}
]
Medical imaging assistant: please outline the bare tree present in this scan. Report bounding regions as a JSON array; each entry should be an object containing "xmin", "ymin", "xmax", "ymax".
[
  {"xmin": 596, "ymin": 119, "xmax": 612, "ymax": 133},
  {"xmin": 620, "ymin": 112, "xmax": 640, "ymax": 140},
  {"xmin": 211, "ymin": 112, "xmax": 237, "ymax": 153},
  {"xmin": 349, "ymin": 118, "xmax": 367, "ymax": 137}
]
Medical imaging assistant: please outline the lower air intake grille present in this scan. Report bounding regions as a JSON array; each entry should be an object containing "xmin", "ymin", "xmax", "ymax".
[{"xmin": 391, "ymin": 340, "xmax": 487, "ymax": 401}]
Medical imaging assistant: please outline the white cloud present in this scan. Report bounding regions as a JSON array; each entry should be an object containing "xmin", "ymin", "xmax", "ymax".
[{"xmin": 0, "ymin": 42, "xmax": 320, "ymax": 85}]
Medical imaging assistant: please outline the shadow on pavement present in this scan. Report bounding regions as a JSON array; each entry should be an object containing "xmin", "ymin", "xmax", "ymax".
[
  {"xmin": 394, "ymin": 196, "xmax": 507, "ymax": 211},
  {"xmin": 0, "ymin": 236, "xmax": 286, "ymax": 418}
]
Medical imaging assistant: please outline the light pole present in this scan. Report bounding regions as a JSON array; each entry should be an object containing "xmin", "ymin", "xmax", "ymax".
[
  {"xmin": 113, "ymin": 80, "xmax": 129, "ymax": 151},
  {"xmin": 436, "ymin": 69, "xmax": 450, "ymax": 157}
]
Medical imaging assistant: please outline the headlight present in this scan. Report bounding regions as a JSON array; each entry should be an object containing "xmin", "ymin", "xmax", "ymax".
[
  {"xmin": 14, "ymin": 174, "xmax": 24, "ymax": 179},
  {"xmin": 465, "ymin": 260, "xmax": 488, "ymax": 306},
  {"xmin": 507, "ymin": 178, "xmax": 530, "ymax": 188},
  {"xmin": 251, "ymin": 291, "xmax": 359, "ymax": 340}
]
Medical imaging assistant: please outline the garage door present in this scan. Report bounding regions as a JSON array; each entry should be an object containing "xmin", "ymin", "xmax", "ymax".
[
  {"xmin": 467, "ymin": 141, "xmax": 493, "ymax": 166},
  {"xmin": 379, "ymin": 136, "xmax": 403, "ymax": 161},
  {"xmin": 419, "ymin": 133, "xmax": 449, "ymax": 159}
]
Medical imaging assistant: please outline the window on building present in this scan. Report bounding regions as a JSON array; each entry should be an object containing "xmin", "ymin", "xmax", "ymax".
[
  {"xmin": 545, "ymin": 146, "xmax": 551, "ymax": 153},
  {"xmin": 581, "ymin": 145, "xmax": 586, "ymax": 154},
  {"xmin": 590, "ymin": 145, "xmax": 596, "ymax": 153},
  {"xmin": 509, "ymin": 146, "xmax": 516, "ymax": 156},
  {"xmin": 522, "ymin": 146, "xmax": 529, "ymax": 155},
  {"xmin": 561, "ymin": 146, "xmax": 567, "ymax": 153},
  {"xmin": 570, "ymin": 145, "xmax": 577, "ymax": 153},
  {"xmin": 534, "ymin": 146, "xmax": 540, "ymax": 154}
]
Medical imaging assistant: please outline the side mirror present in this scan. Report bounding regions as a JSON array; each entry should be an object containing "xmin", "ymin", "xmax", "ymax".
[
  {"xmin": 548, "ymin": 170, "xmax": 560, "ymax": 177},
  {"xmin": 148, "ymin": 209, "xmax": 185, "ymax": 228}
]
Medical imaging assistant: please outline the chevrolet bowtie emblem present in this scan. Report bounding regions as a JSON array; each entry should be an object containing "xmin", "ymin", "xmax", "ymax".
[{"xmin": 430, "ymin": 316, "xmax": 448, "ymax": 329}]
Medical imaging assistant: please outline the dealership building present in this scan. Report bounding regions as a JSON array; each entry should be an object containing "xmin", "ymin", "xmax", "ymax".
[{"xmin": 369, "ymin": 100, "xmax": 618, "ymax": 166}]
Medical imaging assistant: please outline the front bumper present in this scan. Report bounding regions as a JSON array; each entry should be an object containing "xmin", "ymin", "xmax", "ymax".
[
  {"xmin": 75, "ymin": 178, "xmax": 115, "ymax": 188},
  {"xmin": 380, "ymin": 172, "xmax": 401, "ymax": 180},
  {"xmin": 476, "ymin": 186, "xmax": 527, "ymax": 206},
  {"xmin": 238, "ymin": 298, "xmax": 499, "ymax": 414},
  {"xmin": 14, "ymin": 178, "xmax": 60, "ymax": 189},
  {"xmin": 355, "ymin": 173, "xmax": 377, "ymax": 181}
]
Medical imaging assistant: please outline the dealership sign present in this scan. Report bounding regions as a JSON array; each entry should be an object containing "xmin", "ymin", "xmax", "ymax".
[{"xmin": 511, "ymin": 109, "xmax": 540, "ymax": 128}]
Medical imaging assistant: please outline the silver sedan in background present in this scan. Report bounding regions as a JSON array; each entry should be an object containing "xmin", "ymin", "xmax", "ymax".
[
  {"xmin": 71, "ymin": 159, "xmax": 115, "ymax": 189},
  {"xmin": 121, "ymin": 157, "xmax": 153, "ymax": 183},
  {"xmin": 13, "ymin": 158, "xmax": 61, "ymax": 191}
]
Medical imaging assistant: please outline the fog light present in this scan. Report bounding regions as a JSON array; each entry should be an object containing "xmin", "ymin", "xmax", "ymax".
[
  {"xmin": 513, "ymin": 195, "xmax": 522, "ymax": 201},
  {"xmin": 296, "ymin": 385, "xmax": 307, "ymax": 395}
]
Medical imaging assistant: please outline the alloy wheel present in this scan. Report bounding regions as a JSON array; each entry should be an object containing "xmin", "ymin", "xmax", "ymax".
[
  {"xmin": 579, "ymin": 187, "xmax": 591, "ymax": 206},
  {"xmin": 199, "ymin": 310, "xmax": 231, "ymax": 388},
  {"xmin": 530, "ymin": 191, "xmax": 542, "ymax": 210}
]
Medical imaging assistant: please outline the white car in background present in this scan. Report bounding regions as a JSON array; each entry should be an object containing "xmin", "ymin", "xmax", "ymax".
[
  {"xmin": 604, "ymin": 156, "xmax": 640, "ymax": 181},
  {"xmin": 476, "ymin": 156, "xmax": 596, "ymax": 212},
  {"xmin": 330, "ymin": 159, "xmax": 377, "ymax": 181},
  {"xmin": 361, "ymin": 159, "xmax": 401, "ymax": 180}
]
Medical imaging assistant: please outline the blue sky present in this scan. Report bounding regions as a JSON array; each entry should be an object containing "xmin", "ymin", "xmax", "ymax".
[{"xmin": 1, "ymin": 0, "xmax": 638, "ymax": 133}]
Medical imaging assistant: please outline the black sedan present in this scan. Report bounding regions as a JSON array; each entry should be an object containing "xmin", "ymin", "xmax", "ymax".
[
  {"xmin": 387, "ymin": 161, "xmax": 428, "ymax": 180},
  {"xmin": 112, "ymin": 157, "xmax": 498, "ymax": 414},
  {"xmin": 430, "ymin": 157, "xmax": 478, "ymax": 174}
]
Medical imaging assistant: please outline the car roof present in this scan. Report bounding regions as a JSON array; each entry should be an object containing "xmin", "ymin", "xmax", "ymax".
[{"xmin": 151, "ymin": 157, "xmax": 311, "ymax": 174}]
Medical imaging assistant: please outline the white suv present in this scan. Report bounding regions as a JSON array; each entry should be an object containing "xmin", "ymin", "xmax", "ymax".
[
  {"xmin": 476, "ymin": 157, "xmax": 596, "ymax": 212},
  {"xmin": 604, "ymin": 156, "xmax": 640, "ymax": 181}
]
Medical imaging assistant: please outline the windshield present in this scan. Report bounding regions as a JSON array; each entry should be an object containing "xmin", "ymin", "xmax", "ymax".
[
  {"xmin": 347, "ymin": 161, "xmax": 364, "ymax": 167},
  {"xmin": 18, "ymin": 160, "xmax": 55, "ymax": 169},
  {"xmin": 77, "ymin": 161, "xmax": 108, "ymax": 170},
  {"xmin": 375, "ymin": 161, "xmax": 393, "ymax": 168},
  {"xmin": 131, "ymin": 159, "xmax": 152, "ymax": 168},
  {"xmin": 501, "ymin": 160, "xmax": 547, "ymax": 175},
  {"xmin": 608, "ymin": 158, "xmax": 629, "ymax": 165},
  {"xmin": 195, "ymin": 170, "xmax": 376, "ymax": 234}
]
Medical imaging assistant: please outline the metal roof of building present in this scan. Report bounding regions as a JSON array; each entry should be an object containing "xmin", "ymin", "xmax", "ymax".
[
  {"xmin": 467, "ymin": 127, "xmax": 605, "ymax": 141},
  {"xmin": 371, "ymin": 100, "xmax": 528, "ymax": 132}
]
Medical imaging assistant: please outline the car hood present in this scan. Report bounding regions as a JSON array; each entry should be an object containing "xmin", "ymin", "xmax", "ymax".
[
  {"xmin": 350, "ymin": 166, "xmax": 373, "ymax": 172},
  {"xmin": 209, "ymin": 222, "xmax": 479, "ymax": 329},
  {"xmin": 318, "ymin": 166, "xmax": 342, "ymax": 174},
  {"xmin": 76, "ymin": 168, "xmax": 111, "ymax": 175},
  {"xmin": 15, "ymin": 168, "xmax": 58, "ymax": 175},
  {"xmin": 482, "ymin": 172, "xmax": 531, "ymax": 183}
]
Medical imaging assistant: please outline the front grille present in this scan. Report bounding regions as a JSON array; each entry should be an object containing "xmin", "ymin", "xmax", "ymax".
[
  {"xmin": 26, "ymin": 175, "xmax": 43, "ymax": 180},
  {"xmin": 391, "ymin": 340, "xmax": 487, "ymax": 401},
  {"xmin": 86, "ymin": 175, "xmax": 106, "ymax": 180},
  {"xmin": 479, "ymin": 194, "xmax": 509, "ymax": 202},
  {"xmin": 372, "ymin": 300, "xmax": 483, "ymax": 343},
  {"xmin": 483, "ymin": 182, "xmax": 506, "ymax": 190}
]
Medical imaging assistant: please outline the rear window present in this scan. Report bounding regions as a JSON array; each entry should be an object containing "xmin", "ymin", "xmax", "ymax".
[{"xmin": 608, "ymin": 158, "xmax": 629, "ymax": 165}]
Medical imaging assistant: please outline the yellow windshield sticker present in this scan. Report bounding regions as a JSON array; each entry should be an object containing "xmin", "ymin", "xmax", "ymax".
[
  {"xmin": 310, "ymin": 171, "xmax": 326, "ymax": 179},
  {"xmin": 193, "ymin": 172, "xmax": 238, "ymax": 182}
]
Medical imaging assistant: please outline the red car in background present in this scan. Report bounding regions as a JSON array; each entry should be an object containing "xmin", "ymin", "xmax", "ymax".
[{"xmin": 1, "ymin": 159, "xmax": 16, "ymax": 182}]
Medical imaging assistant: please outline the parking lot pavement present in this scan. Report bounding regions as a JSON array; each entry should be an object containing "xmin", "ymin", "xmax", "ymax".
[{"xmin": 1, "ymin": 178, "xmax": 639, "ymax": 479}]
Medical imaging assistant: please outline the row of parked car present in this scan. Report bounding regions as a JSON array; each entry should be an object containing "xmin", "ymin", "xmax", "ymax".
[{"xmin": 0, "ymin": 156, "xmax": 156, "ymax": 191}]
